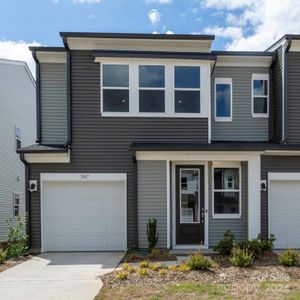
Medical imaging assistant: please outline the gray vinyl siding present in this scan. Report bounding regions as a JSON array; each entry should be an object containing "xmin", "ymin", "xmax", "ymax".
[
  {"xmin": 0, "ymin": 61, "xmax": 35, "ymax": 241},
  {"xmin": 261, "ymin": 155, "xmax": 300, "ymax": 239},
  {"xmin": 40, "ymin": 63, "xmax": 67, "ymax": 145},
  {"xmin": 211, "ymin": 67, "xmax": 269, "ymax": 141},
  {"xmin": 209, "ymin": 162, "xmax": 248, "ymax": 247},
  {"xmin": 287, "ymin": 52, "xmax": 300, "ymax": 144},
  {"xmin": 272, "ymin": 47, "xmax": 283, "ymax": 143},
  {"xmin": 29, "ymin": 50, "xmax": 209, "ymax": 250},
  {"xmin": 137, "ymin": 161, "xmax": 167, "ymax": 249}
]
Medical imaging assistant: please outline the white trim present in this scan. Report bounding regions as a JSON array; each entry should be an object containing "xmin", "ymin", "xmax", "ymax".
[
  {"xmin": 212, "ymin": 163, "xmax": 242, "ymax": 219},
  {"xmin": 36, "ymin": 52, "xmax": 66, "ymax": 63},
  {"xmin": 248, "ymin": 156, "xmax": 261, "ymax": 239},
  {"xmin": 282, "ymin": 43, "xmax": 287, "ymax": 141},
  {"xmin": 40, "ymin": 172, "xmax": 127, "ymax": 253},
  {"xmin": 264, "ymin": 150, "xmax": 300, "ymax": 156},
  {"xmin": 24, "ymin": 151, "xmax": 70, "ymax": 163},
  {"xmin": 214, "ymin": 78, "xmax": 232, "ymax": 122},
  {"xmin": 166, "ymin": 160, "xmax": 170, "ymax": 249},
  {"xmin": 251, "ymin": 73, "xmax": 269, "ymax": 118},
  {"xmin": 216, "ymin": 56, "xmax": 273, "ymax": 67},
  {"xmin": 268, "ymin": 172, "xmax": 300, "ymax": 181}
]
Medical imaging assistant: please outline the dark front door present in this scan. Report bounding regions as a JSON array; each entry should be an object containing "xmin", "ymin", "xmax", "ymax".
[{"xmin": 176, "ymin": 165, "xmax": 204, "ymax": 245}]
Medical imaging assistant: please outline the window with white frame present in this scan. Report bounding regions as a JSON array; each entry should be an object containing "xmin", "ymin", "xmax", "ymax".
[
  {"xmin": 102, "ymin": 64, "xmax": 129, "ymax": 112},
  {"xmin": 213, "ymin": 166, "xmax": 241, "ymax": 218},
  {"xmin": 215, "ymin": 78, "xmax": 232, "ymax": 121},
  {"xmin": 252, "ymin": 74, "xmax": 269, "ymax": 117},
  {"xmin": 139, "ymin": 65, "xmax": 165, "ymax": 113},
  {"xmin": 174, "ymin": 66, "xmax": 201, "ymax": 113},
  {"xmin": 15, "ymin": 127, "xmax": 21, "ymax": 150},
  {"xmin": 13, "ymin": 193, "xmax": 20, "ymax": 217}
]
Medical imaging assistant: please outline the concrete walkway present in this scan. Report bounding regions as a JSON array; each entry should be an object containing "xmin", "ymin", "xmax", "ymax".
[{"xmin": 0, "ymin": 252, "xmax": 124, "ymax": 300}]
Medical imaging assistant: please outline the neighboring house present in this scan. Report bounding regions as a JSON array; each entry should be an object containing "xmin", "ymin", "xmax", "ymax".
[
  {"xmin": 18, "ymin": 32, "xmax": 300, "ymax": 253},
  {"xmin": 0, "ymin": 59, "xmax": 36, "ymax": 242}
]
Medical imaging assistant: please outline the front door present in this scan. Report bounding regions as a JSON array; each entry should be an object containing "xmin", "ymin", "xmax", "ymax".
[{"xmin": 176, "ymin": 165, "xmax": 204, "ymax": 245}]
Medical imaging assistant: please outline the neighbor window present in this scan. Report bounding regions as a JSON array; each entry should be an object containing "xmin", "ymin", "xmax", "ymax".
[
  {"xmin": 139, "ymin": 65, "xmax": 165, "ymax": 113},
  {"xmin": 174, "ymin": 66, "xmax": 201, "ymax": 113},
  {"xmin": 213, "ymin": 167, "xmax": 241, "ymax": 218},
  {"xmin": 215, "ymin": 78, "xmax": 232, "ymax": 121},
  {"xmin": 102, "ymin": 64, "xmax": 129, "ymax": 112},
  {"xmin": 15, "ymin": 127, "xmax": 21, "ymax": 150},
  {"xmin": 13, "ymin": 193, "xmax": 20, "ymax": 217},
  {"xmin": 252, "ymin": 74, "xmax": 269, "ymax": 117}
]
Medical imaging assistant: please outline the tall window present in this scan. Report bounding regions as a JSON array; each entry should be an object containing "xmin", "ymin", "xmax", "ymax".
[
  {"xmin": 213, "ymin": 167, "xmax": 241, "ymax": 218},
  {"xmin": 139, "ymin": 65, "xmax": 165, "ymax": 113},
  {"xmin": 174, "ymin": 66, "xmax": 201, "ymax": 113},
  {"xmin": 102, "ymin": 64, "xmax": 129, "ymax": 112},
  {"xmin": 13, "ymin": 193, "xmax": 20, "ymax": 217},
  {"xmin": 252, "ymin": 74, "xmax": 269, "ymax": 117},
  {"xmin": 215, "ymin": 78, "xmax": 232, "ymax": 121},
  {"xmin": 15, "ymin": 127, "xmax": 21, "ymax": 150}
]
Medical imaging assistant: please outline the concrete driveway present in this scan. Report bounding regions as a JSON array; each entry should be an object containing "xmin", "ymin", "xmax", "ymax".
[{"xmin": 0, "ymin": 252, "xmax": 123, "ymax": 300}]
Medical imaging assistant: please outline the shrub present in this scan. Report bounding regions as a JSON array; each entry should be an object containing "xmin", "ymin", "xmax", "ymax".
[
  {"xmin": 187, "ymin": 252, "xmax": 212, "ymax": 270},
  {"xmin": 147, "ymin": 218, "xmax": 159, "ymax": 251},
  {"xmin": 149, "ymin": 263, "xmax": 160, "ymax": 271},
  {"xmin": 139, "ymin": 260, "xmax": 150, "ymax": 268},
  {"xmin": 259, "ymin": 234, "xmax": 276, "ymax": 252},
  {"xmin": 159, "ymin": 269, "xmax": 167, "ymax": 276},
  {"xmin": 150, "ymin": 248, "xmax": 160, "ymax": 257},
  {"xmin": 213, "ymin": 230, "xmax": 235, "ymax": 255},
  {"xmin": 116, "ymin": 271, "xmax": 128, "ymax": 280},
  {"xmin": 138, "ymin": 268, "xmax": 149, "ymax": 276},
  {"xmin": 279, "ymin": 249, "xmax": 299, "ymax": 266},
  {"xmin": 177, "ymin": 263, "xmax": 190, "ymax": 272},
  {"xmin": 168, "ymin": 265, "xmax": 177, "ymax": 271},
  {"xmin": 0, "ymin": 248, "xmax": 7, "ymax": 264},
  {"xmin": 6, "ymin": 217, "xmax": 28, "ymax": 257},
  {"xmin": 160, "ymin": 263, "xmax": 167, "ymax": 269},
  {"xmin": 122, "ymin": 263, "xmax": 130, "ymax": 270},
  {"xmin": 230, "ymin": 247, "xmax": 254, "ymax": 268},
  {"xmin": 128, "ymin": 266, "xmax": 136, "ymax": 273}
]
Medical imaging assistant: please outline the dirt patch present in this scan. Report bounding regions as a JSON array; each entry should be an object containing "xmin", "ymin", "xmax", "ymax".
[{"xmin": 0, "ymin": 255, "xmax": 31, "ymax": 273}]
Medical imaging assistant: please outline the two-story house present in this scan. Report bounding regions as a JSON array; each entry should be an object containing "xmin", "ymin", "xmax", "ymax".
[
  {"xmin": 0, "ymin": 58, "xmax": 36, "ymax": 242},
  {"xmin": 18, "ymin": 32, "xmax": 300, "ymax": 252}
]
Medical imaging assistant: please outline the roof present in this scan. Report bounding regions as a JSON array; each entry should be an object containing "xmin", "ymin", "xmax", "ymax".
[
  {"xmin": 60, "ymin": 32, "xmax": 215, "ymax": 41},
  {"xmin": 212, "ymin": 51, "xmax": 274, "ymax": 57},
  {"xmin": 29, "ymin": 46, "xmax": 66, "ymax": 52},
  {"xmin": 265, "ymin": 34, "xmax": 300, "ymax": 51},
  {"xmin": 17, "ymin": 144, "xmax": 69, "ymax": 154}
]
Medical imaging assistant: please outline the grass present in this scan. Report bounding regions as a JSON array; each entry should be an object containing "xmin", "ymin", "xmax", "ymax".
[{"xmin": 96, "ymin": 280, "xmax": 300, "ymax": 300}]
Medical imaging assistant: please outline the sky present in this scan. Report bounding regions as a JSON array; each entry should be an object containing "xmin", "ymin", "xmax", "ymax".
[{"xmin": 1, "ymin": 0, "xmax": 300, "ymax": 75}]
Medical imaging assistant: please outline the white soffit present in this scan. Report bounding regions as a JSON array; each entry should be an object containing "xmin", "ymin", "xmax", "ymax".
[
  {"xmin": 24, "ymin": 151, "xmax": 70, "ymax": 163},
  {"xmin": 36, "ymin": 51, "xmax": 66, "ymax": 63},
  {"xmin": 290, "ymin": 39, "xmax": 300, "ymax": 52},
  {"xmin": 216, "ymin": 56, "xmax": 273, "ymax": 67}
]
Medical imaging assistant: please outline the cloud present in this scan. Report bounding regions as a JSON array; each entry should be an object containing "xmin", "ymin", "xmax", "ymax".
[
  {"xmin": 145, "ymin": 0, "xmax": 172, "ymax": 4},
  {"xmin": 148, "ymin": 9, "xmax": 161, "ymax": 26},
  {"xmin": 73, "ymin": 0, "xmax": 101, "ymax": 3},
  {"xmin": 0, "ymin": 40, "xmax": 41, "ymax": 76},
  {"xmin": 201, "ymin": 0, "xmax": 300, "ymax": 50},
  {"xmin": 166, "ymin": 30, "xmax": 174, "ymax": 34}
]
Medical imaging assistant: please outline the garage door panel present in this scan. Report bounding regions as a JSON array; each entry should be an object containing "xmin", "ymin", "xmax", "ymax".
[{"xmin": 42, "ymin": 179, "xmax": 126, "ymax": 252}]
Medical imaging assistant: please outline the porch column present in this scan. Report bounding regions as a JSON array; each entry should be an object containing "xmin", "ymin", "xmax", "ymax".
[{"xmin": 248, "ymin": 156, "xmax": 261, "ymax": 239}]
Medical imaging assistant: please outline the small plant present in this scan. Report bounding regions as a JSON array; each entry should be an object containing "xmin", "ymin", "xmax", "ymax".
[
  {"xmin": 147, "ymin": 218, "xmax": 159, "ymax": 251},
  {"xmin": 159, "ymin": 269, "xmax": 167, "ymax": 276},
  {"xmin": 177, "ymin": 263, "xmax": 190, "ymax": 272},
  {"xmin": 116, "ymin": 271, "xmax": 128, "ymax": 280},
  {"xmin": 259, "ymin": 234, "xmax": 276, "ymax": 252},
  {"xmin": 150, "ymin": 248, "xmax": 160, "ymax": 257},
  {"xmin": 138, "ymin": 268, "xmax": 149, "ymax": 276},
  {"xmin": 149, "ymin": 263, "xmax": 160, "ymax": 271},
  {"xmin": 279, "ymin": 249, "xmax": 299, "ymax": 266},
  {"xmin": 6, "ymin": 216, "xmax": 28, "ymax": 257},
  {"xmin": 0, "ymin": 248, "xmax": 7, "ymax": 264},
  {"xmin": 213, "ymin": 230, "xmax": 235, "ymax": 255},
  {"xmin": 122, "ymin": 263, "xmax": 130, "ymax": 270},
  {"xmin": 139, "ymin": 260, "xmax": 150, "ymax": 268},
  {"xmin": 238, "ymin": 239, "xmax": 262, "ymax": 258},
  {"xmin": 230, "ymin": 247, "xmax": 254, "ymax": 268},
  {"xmin": 168, "ymin": 264, "xmax": 177, "ymax": 271},
  {"xmin": 160, "ymin": 263, "xmax": 167, "ymax": 269},
  {"xmin": 128, "ymin": 266, "xmax": 136, "ymax": 273},
  {"xmin": 187, "ymin": 252, "xmax": 212, "ymax": 270}
]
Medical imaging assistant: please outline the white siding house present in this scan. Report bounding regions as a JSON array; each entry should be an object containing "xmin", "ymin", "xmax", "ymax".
[{"xmin": 0, "ymin": 59, "xmax": 36, "ymax": 241}]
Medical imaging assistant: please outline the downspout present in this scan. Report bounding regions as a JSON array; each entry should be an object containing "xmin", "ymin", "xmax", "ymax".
[
  {"xmin": 283, "ymin": 38, "xmax": 292, "ymax": 144},
  {"xmin": 20, "ymin": 153, "xmax": 31, "ymax": 250},
  {"xmin": 31, "ymin": 50, "xmax": 41, "ymax": 143},
  {"xmin": 269, "ymin": 53, "xmax": 277, "ymax": 141},
  {"xmin": 132, "ymin": 153, "xmax": 138, "ymax": 249}
]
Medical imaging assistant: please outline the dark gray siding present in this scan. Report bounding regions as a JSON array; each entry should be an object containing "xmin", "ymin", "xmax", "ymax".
[
  {"xmin": 137, "ymin": 161, "xmax": 167, "ymax": 249},
  {"xmin": 209, "ymin": 162, "xmax": 248, "ymax": 246},
  {"xmin": 29, "ymin": 50, "xmax": 209, "ymax": 250},
  {"xmin": 261, "ymin": 155, "xmax": 300, "ymax": 238},
  {"xmin": 212, "ymin": 67, "xmax": 269, "ymax": 141},
  {"xmin": 40, "ymin": 63, "xmax": 67, "ymax": 144},
  {"xmin": 287, "ymin": 52, "xmax": 300, "ymax": 144},
  {"xmin": 272, "ymin": 47, "xmax": 283, "ymax": 143}
]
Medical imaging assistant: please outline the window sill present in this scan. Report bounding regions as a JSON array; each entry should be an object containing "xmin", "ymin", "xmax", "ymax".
[
  {"xmin": 212, "ymin": 214, "xmax": 241, "ymax": 219},
  {"xmin": 252, "ymin": 113, "xmax": 269, "ymax": 118},
  {"xmin": 214, "ymin": 117, "xmax": 232, "ymax": 122},
  {"xmin": 101, "ymin": 112, "xmax": 208, "ymax": 118}
]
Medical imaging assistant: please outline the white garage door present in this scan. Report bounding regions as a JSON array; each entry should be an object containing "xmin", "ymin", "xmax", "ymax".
[
  {"xmin": 269, "ymin": 179, "xmax": 300, "ymax": 249},
  {"xmin": 42, "ymin": 176, "xmax": 126, "ymax": 252}
]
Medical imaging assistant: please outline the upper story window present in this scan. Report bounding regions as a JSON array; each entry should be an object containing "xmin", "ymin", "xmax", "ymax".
[
  {"xmin": 15, "ymin": 127, "xmax": 21, "ymax": 150},
  {"xmin": 252, "ymin": 74, "xmax": 269, "ymax": 117},
  {"xmin": 102, "ymin": 64, "xmax": 129, "ymax": 113},
  {"xmin": 214, "ymin": 78, "xmax": 232, "ymax": 122},
  {"xmin": 139, "ymin": 65, "xmax": 165, "ymax": 113},
  {"xmin": 174, "ymin": 66, "xmax": 201, "ymax": 113}
]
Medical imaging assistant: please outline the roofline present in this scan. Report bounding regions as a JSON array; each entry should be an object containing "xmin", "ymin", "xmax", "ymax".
[
  {"xmin": 265, "ymin": 34, "xmax": 300, "ymax": 51},
  {"xmin": 29, "ymin": 46, "xmax": 66, "ymax": 52},
  {"xmin": 212, "ymin": 50, "xmax": 274, "ymax": 57},
  {"xmin": 59, "ymin": 32, "xmax": 215, "ymax": 41}
]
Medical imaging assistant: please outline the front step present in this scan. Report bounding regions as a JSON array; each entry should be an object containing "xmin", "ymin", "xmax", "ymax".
[{"xmin": 170, "ymin": 248, "xmax": 217, "ymax": 256}]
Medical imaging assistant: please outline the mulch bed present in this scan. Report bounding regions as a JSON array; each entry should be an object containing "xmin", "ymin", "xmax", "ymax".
[
  {"xmin": 121, "ymin": 250, "xmax": 177, "ymax": 263},
  {"xmin": 0, "ymin": 255, "xmax": 31, "ymax": 273},
  {"xmin": 102, "ymin": 253, "xmax": 300, "ymax": 289}
]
